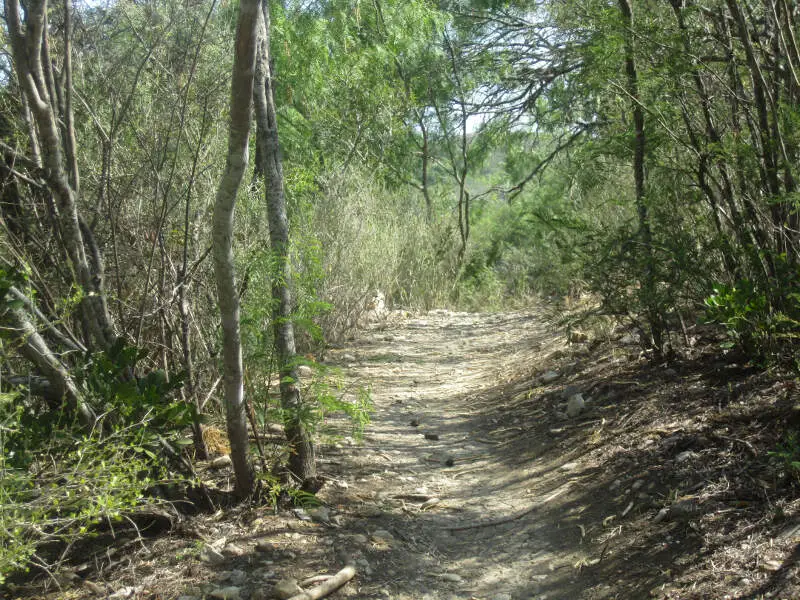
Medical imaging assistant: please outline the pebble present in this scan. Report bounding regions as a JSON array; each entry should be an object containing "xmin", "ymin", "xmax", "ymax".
[
  {"xmin": 292, "ymin": 508, "xmax": 312, "ymax": 522},
  {"xmin": 342, "ymin": 354, "xmax": 356, "ymax": 362},
  {"xmin": 272, "ymin": 579, "xmax": 303, "ymax": 599},
  {"xmin": 372, "ymin": 529, "xmax": 394, "ymax": 542},
  {"xmin": 566, "ymin": 393, "xmax": 585, "ymax": 417},
  {"xmin": 111, "ymin": 588, "xmax": 143, "ymax": 599},
  {"xmin": 223, "ymin": 543, "xmax": 245, "ymax": 557},
  {"xmin": 420, "ymin": 497, "xmax": 441, "ymax": 510},
  {"xmin": 209, "ymin": 587, "xmax": 241, "ymax": 600},
  {"xmin": 255, "ymin": 540, "xmax": 275, "ymax": 553},
  {"xmin": 309, "ymin": 506, "xmax": 331, "ymax": 524},
  {"xmin": 541, "ymin": 371, "xmax": 561, "ymax": 384},
  {"xmin": 559, "ymin": 462, "xmax": 579, "ymax": 471},
  {"xmin": 675, "ymin": 450, "xmax": 698, "ymax": 463},
  {"xmin": 296, "ymin": 365, "xmax": 313, "ymax": 378},
  {"xmin": 210, "ymin": 455, "xmax": 232, "ymax": 469},
  {"xmin": 441, "ymin": 573, "xmax": 464, "ymax": 583},
  {"xmin": 352, "ymin": 533, "xmax": 369, "ymax": 544},
  {"xmin": 652, "ymin": 507, "xmax": 670, "ymax": 523},
  {"xmin": 200, "ymin": 545, "xmax": 226, "ymax": 565}
]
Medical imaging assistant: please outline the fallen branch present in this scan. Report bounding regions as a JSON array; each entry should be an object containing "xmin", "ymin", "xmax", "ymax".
[
  {"xmin": 287, "ymin": 565, "xmax": 356, "ymax": 600},
  {"xmin": 444, "ymin": 482, "xmax": 573, "ymax": 531}
]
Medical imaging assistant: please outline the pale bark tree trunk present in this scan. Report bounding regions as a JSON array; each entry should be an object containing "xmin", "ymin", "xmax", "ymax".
[
  {"xmin": 5, "ymin": 0, "xmax": 116, "ymax": 352},
  {"xmin": 212, "ymin": 0, "xmax": 260, "ymax": 498},
  {"xmin": 2, "ymin": 297, "xmax": 95, "ymax": 428},
  {"xmin": 253, "ymin": 1, "xmax": 317, "ymax": 488}
]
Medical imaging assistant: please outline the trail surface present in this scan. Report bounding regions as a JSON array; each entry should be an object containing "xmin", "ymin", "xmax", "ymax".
[{"xmin": 320, "ymin": 309, "xmax": 595, "ymax": 599}]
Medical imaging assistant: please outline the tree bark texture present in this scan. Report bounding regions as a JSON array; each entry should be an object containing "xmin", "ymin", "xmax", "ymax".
[
  {"xmin": 253, "ymin": 1, "xmax": 317, "ymax": 487},
  {"xmin": 211, "ymin": 0, "xmax": 260, "ymax": 498},
  {"xmin": 4, "ymin": 0, "xmax": 116, "ymax": 352}
]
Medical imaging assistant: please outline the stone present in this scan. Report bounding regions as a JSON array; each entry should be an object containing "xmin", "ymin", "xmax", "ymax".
[
  {"xmin": 352, "ymin": 533, "xmax": 369, "ymax": 544},
  {"xmin": 424, "ymin": 432, "xmax": 440, "ymax": 441},
  {"xmin": 441, "ymin": 573, "xmax": 464, "ymax": 583},
  {"xmin": 292, "ymin": 507, "xmax": 312, "ymax": 521},
  {"xmin": 675, "ymin": 450, "xmax": 698, "ymax": 463},
  {"xmin": 223, "ymin": 543, "xmax": 245, "ymax": 557},
  {"xmin": 309, "ymin": 506, "xmax": 331, "ymax": 524},
  {"xmin": 296, "ymin": 365, "xmax": 313, "ymax": 379},
  {"xmin": 209, "ymin": 587, "xmax": 241, "ymax": 600},
  {"xmin": 561, "ymin": 384, "xmax": 582, "ymax": 399},
  {"xmin": 566, "ymin": 393, "xmax": 585, "ymax": 417},
  {"xmin": 273, "ymin": 579, "xmax": 303, "ymax": 599},
  {"xmin": 226, "ymin": 570, "xmax": 247, "ymax": 586},
  {"xmin": 540, "ymin": 370, "xmax": 561, "ymax": 384},
  {"xmin": 256, "ymin": 539, "xmax": 275, "ymax": 553},
  {"xmin": 372, "ymin": 529, "xmax": 394, "ymax": 542},
  {"xmin": 210, "ymin": 455, "xmax": 232, "ymax": 469},
  {"xmin": 559, "ymin": 462, "xmax": 579, "ymax": 472},
  {"xmin": 200, "ymin": 545, "xmax": 226, "ymax": 564},
  {"xmin": 342, "ymin": 354, "xmax": 356, "ymax": 362},
  {"xmin": 111, "ymin": 587, "xmax": 142, "ymax": 599},
  {"xmin": 652, "ymin": 507, "xmax": 670, "ymax": 524},
  {"xmin": 420, "ymin": 497, "xmax": 441, "ymax": 510}
]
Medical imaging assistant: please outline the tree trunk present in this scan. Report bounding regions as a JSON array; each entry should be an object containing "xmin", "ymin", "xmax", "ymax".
[
  {"xmin": 253, "ymin": 1, "xmax": 317, "ymax": 488},
  {"xmin": 618, "ymin": 0, "xmax": 663, "ymax": 354},
  {"xmin": 211, "ymin": 0, "xmax": 260, "ymax": 498},
  {"xmin": 5, "ymin": 0, "xmax": 116, "ymax": 353}
]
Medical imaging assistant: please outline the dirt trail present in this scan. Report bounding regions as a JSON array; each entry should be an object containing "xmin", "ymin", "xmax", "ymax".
[{"xmin": 321, "ymin": 309, "xmax": 596, "ymax": 599}]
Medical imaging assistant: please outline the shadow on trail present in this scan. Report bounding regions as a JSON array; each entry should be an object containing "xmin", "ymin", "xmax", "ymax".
[{"xmin": 327, "ymin": 311, "xmax": 798, "ymax": 599}]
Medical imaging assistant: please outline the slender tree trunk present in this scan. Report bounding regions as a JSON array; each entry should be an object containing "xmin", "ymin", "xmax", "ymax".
[
  {"xmin": 618, "ymin": 0, "xmax": 663, "ymax": 353},
  {"xmin": 253, "ymin": 1, "xmax": 317, "ymax": 488},
  {"xmin": 212, "ymin": 0, "xmax": 260, "ymax": 498},
  {"xmin": 5, "ymin": 0, "xmax": 116, "ymax": 352}
]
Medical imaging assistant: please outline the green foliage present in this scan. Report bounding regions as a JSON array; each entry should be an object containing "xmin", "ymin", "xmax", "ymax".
[
  {"xmin": 0, "ymin": 340, "xmax": 190, "ymax": 582},
  {"xmin": 704, "ymin": 272, "xmax": 800, "ymax": 364},
  {"xmin": 769, "ymin": 431, "xmax": 800, "ymax": 483}
]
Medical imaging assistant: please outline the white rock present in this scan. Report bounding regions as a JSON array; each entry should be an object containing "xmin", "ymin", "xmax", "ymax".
[
  {"xmin": 540, "ymin": 370, "xmax": 561, "ymax": 384},
  {"xmin": 200, "ymin": 545, "xmax": 226, "ymax": 564},
  {"xmin": 420, "ymin": 497, "xmax": 441, "ymax": 510},
  {"xmin": 296, "ymin": 365, "xmax": 313, "ymax": 379},
  {"xmin": 110, "ymin": 588, "xmax": 143, "ymax": 599},
  {"xmin": 272, "ymin": 579, "xmax": 303, "ymax": 600},
  {"xmin": 566, "ymin": 393, "xmax": 585, "ymax": 417},
  {"xmin": 559, "ymin": 462, "xmax": 579, "ymax": 471},
  {"xmin": 675, "ymin": 450, "xmax": 698, "ymax": 463},
  {"xmin": 652, "ymin": 507, "xmax": 670, "ymax": 523},
  {"xmin": 309, "ymin": 506, "xmax": 331, "ymax": 524},
  {"xmin": 371, "ymin": 529, "xmax": 394, "ymax": 541},
  {"xmin": 292, "ymin": 507, "xmax": 312, "ymax": 521},
  {"xmin": 210, "ymin": 455, "xmax": 232, "ymax": 469},
  {"xmin": 209, "ymin": 587, "xmax": 241, "ymax": 600},
  {"xmin": 441, "ymin": 573, "xmax": 464, "ymax": 583}
]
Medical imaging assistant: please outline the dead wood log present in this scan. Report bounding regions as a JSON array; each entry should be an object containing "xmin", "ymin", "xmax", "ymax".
[{"xmin": 286, "ymin": 565, "xmax": 356, "ymax": 600}]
